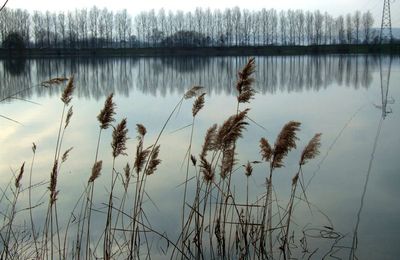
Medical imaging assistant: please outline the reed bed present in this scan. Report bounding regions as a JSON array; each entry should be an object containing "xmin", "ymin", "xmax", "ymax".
[{"xmin": 0, "ymin": 58, "xmax": 342, "ymax": 260}]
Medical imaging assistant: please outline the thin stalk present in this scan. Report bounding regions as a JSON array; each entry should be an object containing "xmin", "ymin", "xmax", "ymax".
[
  {"xmin": 282, "ymin": 170, "xmax": 300, "ymax": 260},
  {"xmin": 28, "ymin": 149, "xmax": 39, "ymax": 258},
  {"xmin": 181, "ymin": 117, "xmax": 195, "ymax": 252},
  {"xmin": 54, "ymin": 201, "xmax": 62, "ymax": 260},
  {"xmin": 104, "ymin": 158, "xmax": 117, "ymax": 260},
  {"xmin": 3, "ymin": 186, "xmax": 20, "ymax": 259},
  {"xmin": 85, "ymin": 128, "xmax": 103, "ymax": 259},
  {"xmin": 130, "ymin": 98, "xmax": 184, "ymax": 260}
]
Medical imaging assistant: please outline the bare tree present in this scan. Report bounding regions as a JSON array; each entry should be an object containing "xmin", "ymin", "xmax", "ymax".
[
  {"xmin": 362, "ymin": 11, "xmax": 374, "ymax": 44},
  {"xmin": 279, "ymin": 10, "xmax": 287, "ymax": 45},
  {"xmin": 296, "ymin": 10, "xmax": 305, "ymax": 45},
  {"xmin": 346, "ymin": 13, "xmax": 353, "ymax": 44},
  {"xmin": 58, "ymin": 12, "xmax": 66, "ymax": 48},
  {"xmin": 89, "ymin": 6, "xmax": 100, "ymax": 47},
  {"xmin": 336, "ymin": 15, "xmax": 345, "ymax": 44},
  {"xmin": 314, "ymin": 10, "xmax": 323, "ymax": 45},
  {"xmin": 305, "ymin": 11, "xmax": 314, "ymax": 45},
  {"xmin": 353, "ymin": 11, "xmax": 361, "ymax": 43}
]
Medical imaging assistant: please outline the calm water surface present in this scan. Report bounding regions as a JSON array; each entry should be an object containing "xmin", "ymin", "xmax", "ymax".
[{"xmin": 0, "ymin": 55, "xmax": 399, "ymax": 259}]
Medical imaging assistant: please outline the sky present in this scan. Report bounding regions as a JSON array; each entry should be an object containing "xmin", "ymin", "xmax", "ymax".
[{"xmin": 4, "ymin": 0, "xmax": 400, "ymax": 27}]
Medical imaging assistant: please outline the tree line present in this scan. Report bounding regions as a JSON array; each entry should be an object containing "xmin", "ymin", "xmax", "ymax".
[
  {"xmin": 1, "ymin": 56, "xmax": 377, "ymax": 100},
  {"xmin": 0, "ymin": 6, "xmax": 378, "ymax": 49}
]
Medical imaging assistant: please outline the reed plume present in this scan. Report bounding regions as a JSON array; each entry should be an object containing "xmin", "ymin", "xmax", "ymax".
[
  {"xmin": 271, "ymin": 121, "xmax": 301, "ymax": 168},
  {"xmin": 283, "ymin": 133, "xmax": 322, "ymax": 259},
  {"xmin": 134, "ymin": 124, "xmax": 151, "ymax": 174},
  {"xmin": 216, "ymin": 109, "xmax": 250, "ymax": 149},
  {"xmin": 136, "ymin": 123, "xmax": 147, "ymax": 137},
  {"xmin": 111, "ymin": 118, "xmax": 129, "ymax": 158},
  {"xmin": 236, "ymin": 57, "xmax": 256, "ymax": 104},
  {"xmin": 134, "ymin": 142, "xmax": 151, "ymax": 174},
  {"xmin": 49, "ymin": 160, "xmax": 59, "ymax": 204},
  {"xmin": 300, "ymin": 133, "xmax": 322, "ymax": 165},
  {"xmin": 146, "ymin": 145, "xmax": 161, "ymax": 176},
  {"xmin": 201, "ymin": 124, "xmax": 217, "ymax": 158},
  {"xmin": 245, "ymin": 161, "xmax": 253, "ymax": 177},
  {"xmin": 61, "ymin": 147, "xmax": 73, "ymax": 163},
  {"xmin": 88, "ymin": 160, "xmax": 102, "ymax": 183},
  {"xmin": 98, "ymin": 93, "xmax": 116, "ymax": 130},
  {"xmin": 260, "ymin": 138, "xmax": 272, "ymax": 162},
  {"xmin": 190, "ymin": 155, "xmax": 197, "ymax": 166},
  {"xmin": 41, "ymin": 77, "xmax": 69, "ymax": 87},
  {"xmin": 192, "ymin": 93, "xmax": 206, "ymax": 117},
  {"xmin": 200, "ymin": 156, "xmax": 214, "ymax": 183},
  {"xmin": 220, "ymin": 148, "xmax": 236, "ymax": 179},
  {"xmin": 61, "ymin": 76, "xmax": 75, "ymax": 105},
  {"xmin": 184, "ymin": 86, "xmax": 204, "ymax": 99},
  {"xmin": 65, "ymin": 106, "xmax": 73, "ymax": 129},
  {"xmin": 15, "ymin": 162, "xmax": 25, "ymax": 189},
  {"xmin": 124, "ymin": 163, "xmax": 131, "ymax": 190}
]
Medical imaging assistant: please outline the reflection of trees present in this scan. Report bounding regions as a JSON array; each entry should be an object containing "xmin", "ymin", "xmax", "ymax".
[{"xmin": 0, "ymin": 55, "xmax": 385, "ymax": 101}]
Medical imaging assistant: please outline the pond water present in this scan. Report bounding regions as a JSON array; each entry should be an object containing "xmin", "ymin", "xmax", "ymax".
[{"xmin": 0, "ymin": 55, "xmax": 399, "ymax": 259}]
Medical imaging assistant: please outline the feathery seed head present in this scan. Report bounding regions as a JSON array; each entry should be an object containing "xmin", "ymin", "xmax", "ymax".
[
  {"xmin": 123, "ymin": 163, "xmax": 131, "ymax": 190},
  {"xmin": 111, "ymin": 118, "xmax": 129, "ymax": 158},
  {"xmin": 15, "ymin": 162, "xmax": 25, "ymax": 188},
  {"xmin": 41, "ymin": 77, "xmax": 68, "ymax": 87},
  {"xmin": 184, "ymin": 86, "xmax": 204, "ymax": 99},
  {"xmin": 192, "ymin": 93, "xmax": 206, "ymax": 117},
  {"xmin": 220, "ymin": 148, "xmax": 236, "ymax": 179},
  {"xmin": 201, "ymin": 124, "xmax": 217, "ymax": 158},
  {"xmin": 61, "ymin": 147, "xmax": 73, "ymax": 163},
  {"xmin": 260, "ymin": 138, "xmax": 272, "ymax": 162},
  {"xmin": 134, "ymin": 141, "xmax": 151, "ymax": 174},
  {"xmin": 190, "ymin": 155, "xmax": 197, "ymax": 166},
  {"xmin": 300, "ymin": 133, "xmax": 322, "ymax": 165},
  {"xmin": 146, "ymin": 145, "xmax": 161, "ymax": 176},
  {"xmin": 236, "ymin": 57, "xmax": 256, "ymax": 103},
  {"xmin": 61, "ymin": 75, "xmax": 75, "ymax": 105},
  {"xmin": 136, "ymin": 124, "xmax": 147, "ymax": 138},
  {"xmin": 216, "ymin": 109, "xmax": 249, "ymax": 150},
  {"xmin": 200, "ymin": 156, "xmax": 214, "ymax": 183},
  {"xmin": 89, "ymin": 160, "xmax": 102, "ymax": 183},
  {"xmin": 49, "ymin": 160, "xmax": 59, "ymax": 204},
  {"xmin": 245, "ymin": 161, "xmax": 253, "ymax": 177},
  {"xmin": 271, "ymin": 121, "xmax": 301, "ymax": 168},
  {"xmin": 97, "ymin": 93, "xmax": 116, "ymax": 130},
  {"xmin": 65, "ymin": 106, "xmax": 73, "ymax": 129}
]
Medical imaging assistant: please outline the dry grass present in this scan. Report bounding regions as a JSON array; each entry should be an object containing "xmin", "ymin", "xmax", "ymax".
[{"xmin": 0, "ymin": 58, "xmax": 337, "ymax": 260}]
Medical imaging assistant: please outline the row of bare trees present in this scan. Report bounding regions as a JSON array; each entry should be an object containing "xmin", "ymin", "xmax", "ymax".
[{"xmin": 0, "ymin": 6, "xmax": 376, "ymax": 48}]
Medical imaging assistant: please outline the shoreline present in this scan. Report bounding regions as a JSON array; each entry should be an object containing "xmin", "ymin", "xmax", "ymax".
[{"xmin": 1, "ymin": 44, "xmax": 399, "ymax": 59}]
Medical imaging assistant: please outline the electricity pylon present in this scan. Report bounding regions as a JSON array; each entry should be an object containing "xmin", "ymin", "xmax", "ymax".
[
  {"xmin": 380, "ymin": 0, "xmax": 393, "ymax": 43},
  {"xmin": 379, "ymin": 57, "xmax": 394, "ymax": 119}
]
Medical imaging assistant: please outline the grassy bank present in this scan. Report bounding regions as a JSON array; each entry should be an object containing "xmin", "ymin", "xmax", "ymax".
[{"xmin": 1, "ymin": 44, "xmax": 400, "ymax": 58}]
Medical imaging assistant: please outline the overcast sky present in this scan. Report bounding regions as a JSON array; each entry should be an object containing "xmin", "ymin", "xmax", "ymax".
[{"xmin": 5, "ymin": 0, "xmax": 400, "ymax": 27}]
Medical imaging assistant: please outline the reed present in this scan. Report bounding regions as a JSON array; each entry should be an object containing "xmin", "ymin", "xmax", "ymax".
[
  {"xmin": 1, "ymin": 162, "xmax": 25, "ymax": 260},
  {"xmin": 42, "ymin": 75, "xmax": 75, "ymax": 260},
  {"xmin": 0, "ymin": 59, "xmax": 337, "ymax": 260},
  {"xmin": 282, "ymin": 133, "xmax": 322, "ymax": 259}
]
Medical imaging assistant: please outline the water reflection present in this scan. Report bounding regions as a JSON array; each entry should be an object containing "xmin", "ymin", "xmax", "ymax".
[
  {"xmin": 1, "ymin": 55, "xmax": 399, "ymax": 259},
  {"xmin": 349, "ymin": 56, "xmax": 395, "ymax": 259},
  {"xmin": 0, "ymin": 55, "xmax": 382, "ymax": 101},
  {"xmin": 3, "ymin": 58, "xmax": 27, "ymax": 76}
]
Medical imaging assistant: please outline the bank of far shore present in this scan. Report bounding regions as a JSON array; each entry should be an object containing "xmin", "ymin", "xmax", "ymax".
[{"xmin": 1, "ymin": 44, "xmax": 400, "ymax": 58}]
